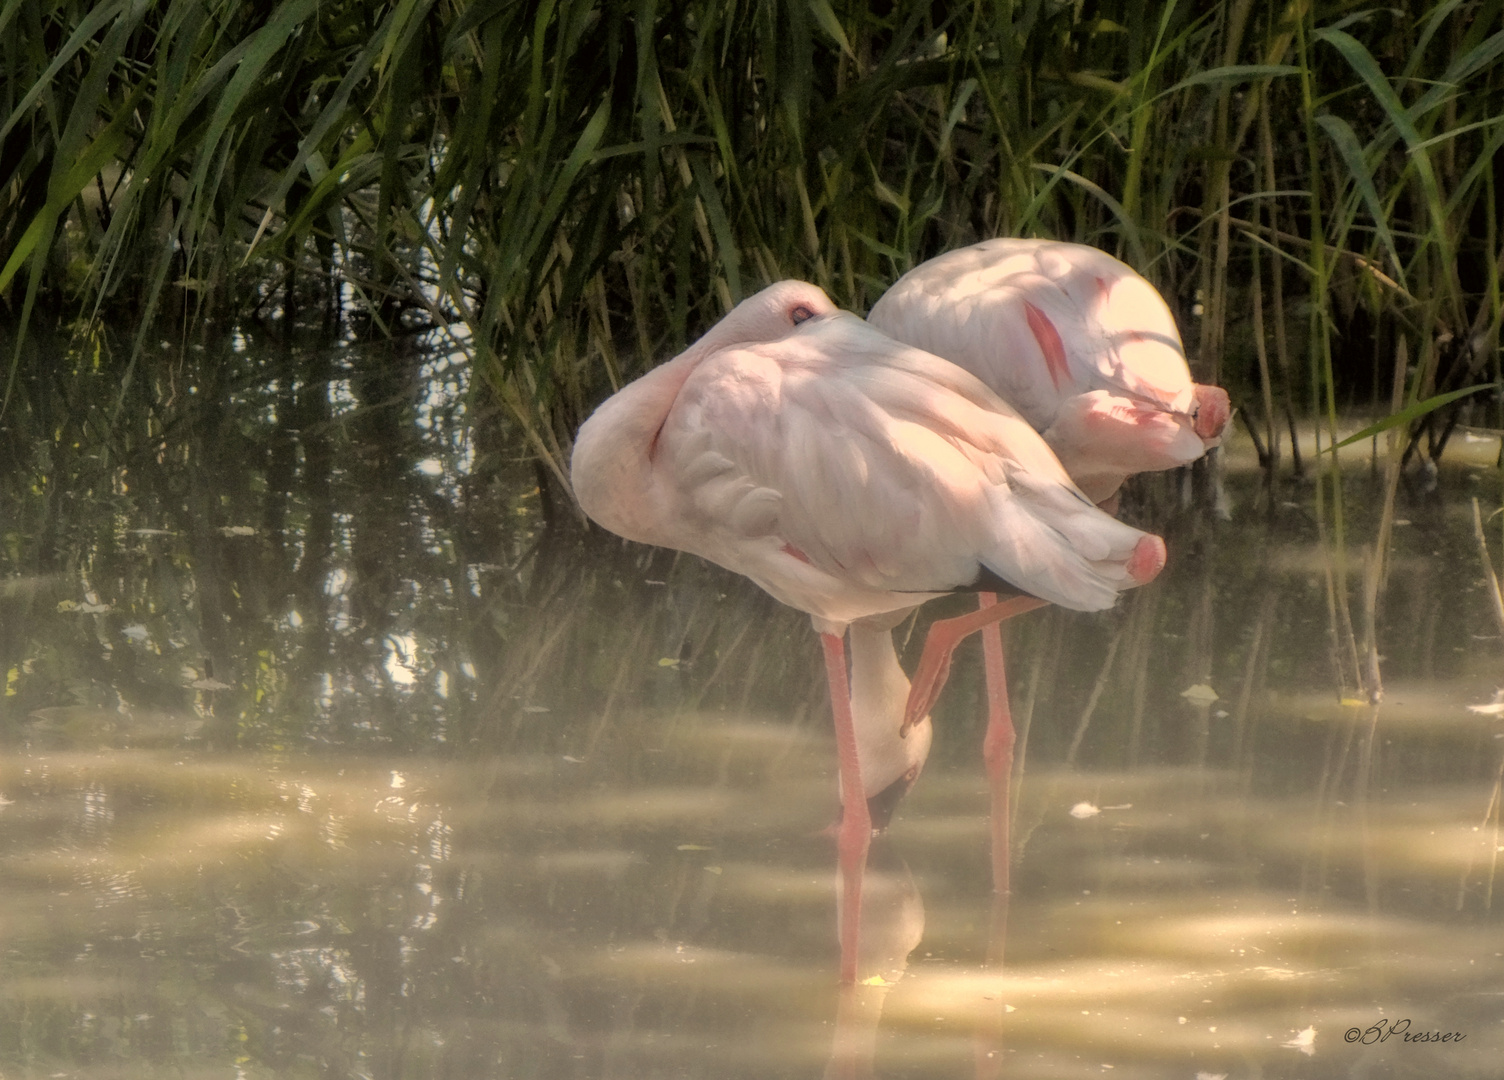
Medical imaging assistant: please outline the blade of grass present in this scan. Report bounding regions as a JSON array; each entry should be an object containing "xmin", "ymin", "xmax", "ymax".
[{"xmin": 1329, "ymin": 384, "xmax": 1497, "ymax": 451}]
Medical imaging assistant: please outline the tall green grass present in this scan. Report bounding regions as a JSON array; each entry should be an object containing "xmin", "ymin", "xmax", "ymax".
[{"xmin": 4, "ymin": 0, "xmax": 1504, "ymax": 498}]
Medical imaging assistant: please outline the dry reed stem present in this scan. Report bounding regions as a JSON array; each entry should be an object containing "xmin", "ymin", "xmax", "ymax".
[{"xmin": 1470, "ymin": 496, "xmax": 1504, "ymax": 648}]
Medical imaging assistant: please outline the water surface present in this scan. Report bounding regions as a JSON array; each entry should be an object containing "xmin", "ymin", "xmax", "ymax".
[{"xmin": 1, "ymin": 335, "xmax": 1501, "ymax": 1079}]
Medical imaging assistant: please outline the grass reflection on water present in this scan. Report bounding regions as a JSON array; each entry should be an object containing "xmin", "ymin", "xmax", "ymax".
[{"xmin": 2, "ymin": 347, "xmax": 1503, "ymax": 1077}]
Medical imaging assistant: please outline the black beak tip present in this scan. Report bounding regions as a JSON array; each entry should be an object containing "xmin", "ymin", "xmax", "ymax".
[{"xmin": 865, "ymin": 773, "xmax": 916, "ymax": 832}]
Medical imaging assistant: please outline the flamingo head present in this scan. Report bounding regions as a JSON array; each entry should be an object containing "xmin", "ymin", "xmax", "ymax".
[
  {"xmin": 841, "ymin": 618, "xmax": 933, "ymax": 831},
  {"xmin": 864, "ymin": 716, "xmax": 932, "ymax": 830},
  {"xmin": 694, "ymin": 280, "xmax": 840, "ymax": 357}
]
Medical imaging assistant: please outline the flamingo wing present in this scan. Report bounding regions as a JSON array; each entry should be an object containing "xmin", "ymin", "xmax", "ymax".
[
  {"xmin": 869, "ymin": 238, "xmax": 1198, "ymax": 420},
  {"xmin": 655, "ymin": 312, "xmax": 1157, "ymax": 623}
]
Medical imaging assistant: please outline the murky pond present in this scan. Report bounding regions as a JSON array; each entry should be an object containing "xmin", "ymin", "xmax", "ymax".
[{"xmin": 2, "ymin": 332, "xmax": 1502, "ymax": 1079}]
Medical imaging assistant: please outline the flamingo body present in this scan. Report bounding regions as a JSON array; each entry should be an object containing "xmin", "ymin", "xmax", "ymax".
[
  {"xmin": 572, "ymin": 281, "xmax": 1164, "ymax": 636},
  {"xmin": 868, "ymin": 239, "xmax": 1230, "ymax": 503}
]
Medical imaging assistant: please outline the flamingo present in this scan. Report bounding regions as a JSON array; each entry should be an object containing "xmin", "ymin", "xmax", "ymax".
[
  {"xmin": 570, "ymin": 279, "xmax": 1165, "ymax": 982},
  {"xmin": 867, "ymin": 238, "xmax": 1232, "ymax": 896},
  {"xmin": 869, "ymin": 239, "xmax": 1230, "ymax": 506}
]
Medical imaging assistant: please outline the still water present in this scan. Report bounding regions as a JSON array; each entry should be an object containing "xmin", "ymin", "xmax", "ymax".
[{"xmin": 1, "ymin": 333, "xmax": 1502, "ymax": 1079}]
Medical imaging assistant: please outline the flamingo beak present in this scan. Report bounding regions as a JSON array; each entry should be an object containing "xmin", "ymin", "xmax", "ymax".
[{"xmin": 865, "ymin": 765, "xmax": 923, "ymax": 831}]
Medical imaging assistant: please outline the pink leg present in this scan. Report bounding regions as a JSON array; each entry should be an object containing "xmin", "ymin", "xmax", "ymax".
[
  {"xmin": 978, "ymin": 594, "xmax": 1014, "ymax": 899},
  {"xmin": 902, "ymin": 595, "xmax": 1047, "ymax": 735},
  {"xmin": 902, "ymin": 530, "xmax": 1165, "ymax": 735},
  {"xmin": 822, "ymin": 631, "xmax": 870, "ymax": 986},
  {"xmin": 976, "ymin": 597, "xmax": 1016, "ymax": 1080}
]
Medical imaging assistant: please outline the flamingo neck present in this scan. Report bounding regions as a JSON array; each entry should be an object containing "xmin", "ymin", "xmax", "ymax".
[
  {"xmin": 846, "ymin": 622, "xmax": 932, "ymax": 804},
  {"xmin": 570, "ymin": 349, "xmax": 703, "ymax": 546},
  {"xmin": 572, "ymin": 303, "xmax": 809, "ymax": 545}
]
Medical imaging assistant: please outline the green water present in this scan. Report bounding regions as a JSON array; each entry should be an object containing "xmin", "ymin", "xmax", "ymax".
[{"xmin": 1, "ymin": 336, "xmax": 1501, "ymax": 1079}]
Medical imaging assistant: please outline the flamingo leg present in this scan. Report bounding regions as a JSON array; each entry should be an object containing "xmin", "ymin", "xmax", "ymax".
[
  {"xmin": 822, "ymin": 631, "xmax": 870, "ymax": 985},
  {"xmin": 976, "ymin": 596, "xmax": 1016, "ymax": 1080},
  {"xmin": 977, "ymin": 594, "xmax": 1014, "ymax": 899},
  {"xmin": 902, "ymin": 595, "xmax": 1047, "ymax": 735}
]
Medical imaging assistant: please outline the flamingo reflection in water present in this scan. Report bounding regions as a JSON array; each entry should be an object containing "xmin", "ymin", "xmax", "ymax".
[
  {"xmin": 570, "ymin": 279, "xmax": 1164, "ymax": 985},
  {"xmin": 824, "ymin": 841, "xmax": 924, "ymax": 1080}
]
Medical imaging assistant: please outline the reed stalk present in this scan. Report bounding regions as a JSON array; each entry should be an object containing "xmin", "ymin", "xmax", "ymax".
[{"xmin": 0, "ymin": 0, "xmax": 1501, "ymax": 504}]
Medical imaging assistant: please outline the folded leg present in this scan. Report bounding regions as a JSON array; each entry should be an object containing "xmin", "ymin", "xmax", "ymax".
[{"xmin": 902, "ymin": 595, "xmax": 1047, "ymax": 735}]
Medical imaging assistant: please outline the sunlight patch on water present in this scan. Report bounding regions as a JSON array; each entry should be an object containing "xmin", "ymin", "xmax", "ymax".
[{"xmin": 384, "ymin": 633, "xmax": 419, "ymax": 686}]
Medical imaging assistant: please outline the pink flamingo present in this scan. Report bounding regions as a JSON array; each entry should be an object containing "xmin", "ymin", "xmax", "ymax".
[
  {"xmin": 570, "ymin": 280, "xmax": 1165, "ymax": 982},
  {"xmin": 868, "ymin": 238, "xmax": 1231, "ymax": 896},
  {"xmin": 870, "ymin": 239, "xmax": 1229, "ymax": 505}
]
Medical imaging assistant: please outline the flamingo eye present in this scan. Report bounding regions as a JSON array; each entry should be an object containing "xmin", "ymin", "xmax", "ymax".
[{"xmin": 789, "ymin": 304, "xmax": 816, "ymax": 325}]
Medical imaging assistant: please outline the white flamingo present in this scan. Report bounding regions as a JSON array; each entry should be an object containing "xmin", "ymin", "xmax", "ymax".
[
  {"xmin": 570, "ymin": 280, "xmax": 1164, "ymax": 981},
  {"xmin": 869, "ymin": 238, "xmax": 1229, "ymax": 504},
  {"xmin": 868, "ymin": 238, "xmax": 1231, "ymax": 896}
]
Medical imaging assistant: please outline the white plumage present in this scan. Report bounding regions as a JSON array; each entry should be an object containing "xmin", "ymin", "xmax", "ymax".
[
  {"xmin": 869, "ymin": 238, "xmax": 1230, "ymax": 503},
  {"xmin": 572, "ymin": 281, "xmax": 1161, "ymax": 634}
]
